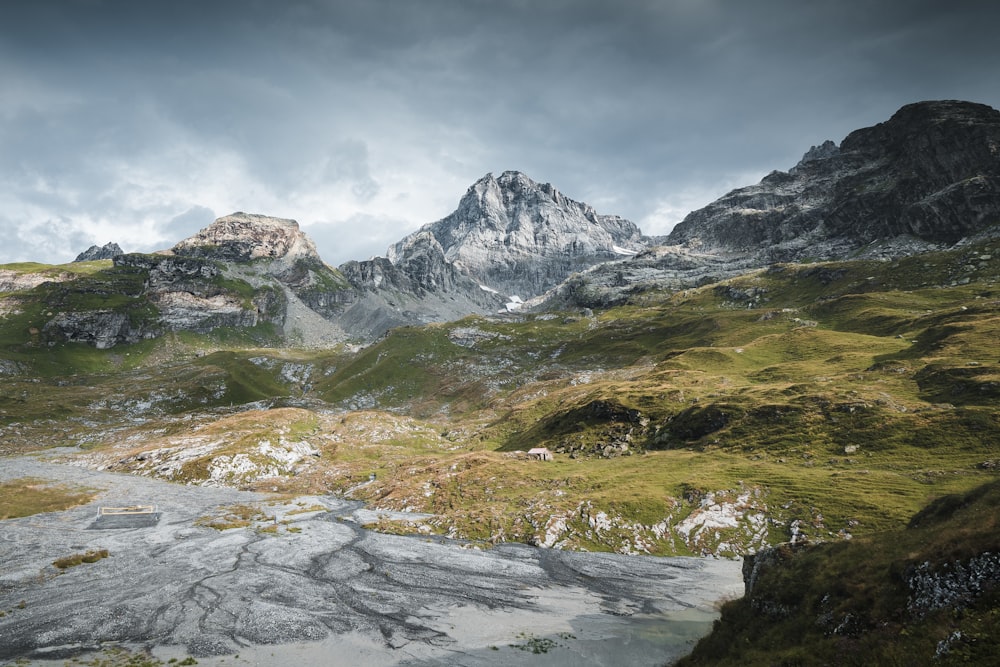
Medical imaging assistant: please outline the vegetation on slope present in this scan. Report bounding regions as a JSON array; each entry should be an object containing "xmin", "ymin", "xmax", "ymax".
[
  {"xmin": 677, "ymin": 479, "xmax": 1000, "ymax": 666},
  {"xmin": 0, "ymin": 241, "xmax": 998, "ymax": 555}
]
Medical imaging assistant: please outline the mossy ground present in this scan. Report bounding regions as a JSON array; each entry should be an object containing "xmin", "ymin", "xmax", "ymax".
[
  {"xmin": 53, "ymin": 548, "xmax": 110, "ymax": 569},
  {"xmin": 0, "ymin": 478, "xmax": 96, "ymax": 519}
]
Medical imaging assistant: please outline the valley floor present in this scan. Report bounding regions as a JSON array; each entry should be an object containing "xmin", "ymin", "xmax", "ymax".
[{"xmin": 0, "ymin": 456, "xmax": 743, "ymax": 666}]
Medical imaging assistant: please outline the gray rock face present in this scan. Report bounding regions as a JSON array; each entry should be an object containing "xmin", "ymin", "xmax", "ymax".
[
  {"xmin": 172, "ymin": 212, "xmax": 318, "ymax": 263},
  {"xmin": 534, "ymin": 244, "xmax": 756, "ymax": 311},
  {"xmin": 170, "ymin": 213, "xmax": 353, "ymax": 343},
  {"xmin": 667, "ymin": 100, "xmax": 1000, "ymax": 261},
  {"xmin": 118, "ymin": 253, "xmax": 286, "ymax": 334},
  {"xmin": 42, "ymin": 310, "xmax": 147, "ymax": 350},
  {"xmin": 40, "ymin": 253, "xmax": 288, "ymax": 348},
  {"xmin": 337, "ymin": 234, "xmax": 508, "ymax": 341},
  {"xmin": 74, "ymin": 242, "xmax": 123, "ymax": 262},
  {"xmin": 388, "ymin": 171, "xmax": 646, "ymax": 298}
]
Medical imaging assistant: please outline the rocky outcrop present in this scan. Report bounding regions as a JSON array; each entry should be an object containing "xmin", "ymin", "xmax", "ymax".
[
  {"xmin": 170, "ymin": 213, "xmax": 353, "ymax": 343},
  {"xmin": 667, "ymin": 100, "xmax": 1000, "ymax": 261},
  {"xmin": 389, "ymin": 171, "xmax": 646, "ymax": 298},
  {"xmin": 38, "ymin": 253, "xmax": 290, "ymax": 348},
  {"xmin": 337, "ymin": 235, "xmax": 508, "ymax": 340},
  {"xmin": 42, "ymin": 310, "xmax": 152, "ymax": 349},
  {"xmin": 531, "ymin": 244, "xmax": 756, "ymax": 310},
  {"xmin": 0, "ymin": 269, "xmax": 74, "ymax": 293},
  {"xmin": 74, "ymin": 242, "xmax": 123, "ymax": 262},
  {"xmin": 113, "ymin": 253, "xmax": 285, "ymax": 334},
  {"xmin": 172, "ymin": 213, "xmax": 317, "ymax": 263},
  {"xmin": 905, "ymin": 552, "xmax": 1000, "ymax": 617}
]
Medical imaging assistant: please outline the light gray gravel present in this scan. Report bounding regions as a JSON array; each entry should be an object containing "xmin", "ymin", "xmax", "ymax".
[{"xmin": 0, "ymin": 456, "xmax": 743, "ymax": 666}]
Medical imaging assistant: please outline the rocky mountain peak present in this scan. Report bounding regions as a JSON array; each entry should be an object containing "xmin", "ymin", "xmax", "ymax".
[
  {"xmin": 855, "ymin": 99, "xmax": 1000, "ymax": 141},
  {"xmin": 388, "ymin": 171, "xmax": 645, "ymax": 297},
  {"xmin": 74, "ymin": 242, "xmax": 124, "ymax": 262},
  {"xmin": 666, "ymin": 100, "xmax": 1000, "ymax": 260},
  {"xmin": 790, "ymin": 140, "xmax": 840, "ymax": 173},
  {"xmin": 172, "ymin": 212, "xmax": 321, "ymax": 263}
]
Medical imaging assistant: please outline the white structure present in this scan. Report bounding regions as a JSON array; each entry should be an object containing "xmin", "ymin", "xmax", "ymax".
[{"xmin": 527, "ymin": 447, "xmax": 553, "ymax": 461}]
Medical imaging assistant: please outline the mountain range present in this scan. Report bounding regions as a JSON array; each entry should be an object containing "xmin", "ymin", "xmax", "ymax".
[
  {"xmin": 2, "ymin": 99, "xmax": 999, "ymax": 665},
  {"xmin": 9, "ymin": 99, "xmax": 998, "ymax": 350}
]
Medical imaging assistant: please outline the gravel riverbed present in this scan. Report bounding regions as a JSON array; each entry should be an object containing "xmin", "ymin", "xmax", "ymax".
[{"xmin": 0, "ymin": 456, "xmax": 743, "ymax": 666}]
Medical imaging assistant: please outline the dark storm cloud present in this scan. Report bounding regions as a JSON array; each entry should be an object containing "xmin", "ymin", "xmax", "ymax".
[{"xmin": 1, "ymin": 0, "xmax": 998, "ymax": 265}]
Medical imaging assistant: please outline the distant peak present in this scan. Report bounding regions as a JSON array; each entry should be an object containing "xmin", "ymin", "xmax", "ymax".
[
  {"xmin": 74, "ymin": 242, "xmax": 123, "ymax": 262},
  {"xmin": 172, "ymin": 212, "xmax": 317, "ymax": 262}
]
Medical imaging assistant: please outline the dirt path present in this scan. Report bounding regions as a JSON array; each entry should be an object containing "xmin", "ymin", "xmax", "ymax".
[{"xmin": 0, "ymin": 457, "xmax": 743, "ymax": 666}]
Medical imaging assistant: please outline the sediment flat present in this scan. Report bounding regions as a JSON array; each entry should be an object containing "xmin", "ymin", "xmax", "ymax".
[{"xmin": 0, "ymin": 457, "xmax": 743, "ymax": 666}]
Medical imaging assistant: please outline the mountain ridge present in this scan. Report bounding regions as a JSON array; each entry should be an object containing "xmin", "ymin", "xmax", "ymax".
[
  {"xmin": 5, "ymin": 100, "xmax": 1000, "ymax": 347},
  {"xmin": 665, "ymin": 99, "xmax": 1000, "ymax": 260},
  {"xmin": 388, "ymin": 170, "xmax": 645, "ymax": 298}
]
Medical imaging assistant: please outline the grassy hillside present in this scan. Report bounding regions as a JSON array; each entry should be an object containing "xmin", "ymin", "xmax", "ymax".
[
  {"xmin": 677, "ymin": 479, "xmax": 1000, "ymax": 666},
  {"xmin": 0, "ymin": 241, "xmax": 998, "ymax": 555}
]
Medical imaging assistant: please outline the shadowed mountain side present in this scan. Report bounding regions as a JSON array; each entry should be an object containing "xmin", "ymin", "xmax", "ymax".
[{"xmin": 666, "ymin": 100, "xmax": 1000, "ymax": 262}]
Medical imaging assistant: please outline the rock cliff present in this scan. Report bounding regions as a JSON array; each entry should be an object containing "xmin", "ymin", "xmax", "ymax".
[
  {"xmin": 337, "ymin": 232, "xmax": 508, "ymax": 341},
  {"xmin": 34, "ymin": 214, "xmax": 354, "ymax": 348},
  {"xmin": 388, "ymin": 171, "xmax": 646, "ymax": 298},
  {"xmin": 666, "ymin": 100, "xmax": 1000, "ymax": 262},
  {"xmin": 544, "ymin": 100, "xmax": 1000, "ymax": 311},
  {"xmin": 170, "ymin": 213, "xmax": 353, "ymax": 344}
]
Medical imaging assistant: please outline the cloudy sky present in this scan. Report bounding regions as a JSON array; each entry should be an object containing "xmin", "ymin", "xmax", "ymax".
[{"xmin": 2, "ymin": 0, "xmax": 998, "ymax": 266}]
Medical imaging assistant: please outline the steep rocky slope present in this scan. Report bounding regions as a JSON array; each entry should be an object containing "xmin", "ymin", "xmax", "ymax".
[
  {"xmin": 678, "ymin": 480, "xmax": 1000, "ymax": 666},
  {"xmin": 389, "ymin": 170, "xmax": 646, "ymax": 298},
  {"xmin": 334, "ymin": 171, "xmax": 646, "ymax": 337},
  {"xmin": 336, "ymin": 231, "xmax": 508, "ymax": 340},
  {"xmin": 666, "ymin": 100, "xmax": 1000, "ymax": 261},
  {"xmin": 539, "ymin": 100, "xmax": 1000, "ymax": 312}
]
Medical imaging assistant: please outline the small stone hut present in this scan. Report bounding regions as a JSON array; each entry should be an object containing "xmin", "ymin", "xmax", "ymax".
[{"xmin": 527, "ymin": 447, "xmax": 553, "ymax": 461}]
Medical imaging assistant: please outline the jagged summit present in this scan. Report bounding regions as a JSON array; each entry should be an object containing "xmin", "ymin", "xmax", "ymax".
[
  {"xmin": 667, "ymin": 100, "xmax": 1000, "ymax": 261},
  {"xmin": 790, "ymin": 140, "xmax": 840, "ymax": 173},
  {"xmin": 74, "ymin": 242, "xmax": 124, "ymax": 262},
  {"xmin": 172, "ymin": 212, "xmax": 322, "ymax": 263},
  {"xmin": 388, "ymin": 170, "xmax": 644, "ymax": 297}
]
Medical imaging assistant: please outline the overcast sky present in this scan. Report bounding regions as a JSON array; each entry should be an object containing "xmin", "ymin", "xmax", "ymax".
[{"xmin": 2, "ymin": 0, "xmax": 998, "ymax": 266}]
